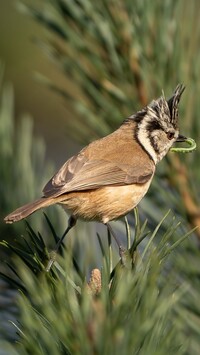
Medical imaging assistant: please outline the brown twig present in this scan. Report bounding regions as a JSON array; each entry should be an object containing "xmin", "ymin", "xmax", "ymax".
[{"xmin": 170, "ymin": 155, "xmax": 200, "ymax": 238}]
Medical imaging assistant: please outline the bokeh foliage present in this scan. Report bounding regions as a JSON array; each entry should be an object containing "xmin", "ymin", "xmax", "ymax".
[
  {"xmin": 0, "ymin": 210, "xmax": 198, "ymax": 355},
  {"xmin": 18, "ymin": 0, "xmax": 200, "ymax": 234},
  {"xmin": 0, "ymin": 66, "xmax": 68, "ymax": 238},
  {"xmin": 1, "ymin": 0, "xmax": 200, "ymax": 354}
]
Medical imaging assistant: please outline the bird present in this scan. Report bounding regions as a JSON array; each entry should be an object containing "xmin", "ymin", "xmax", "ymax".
[{"xmin": 4, "ymin": 84, "xmax": 187, "ymax": 251}]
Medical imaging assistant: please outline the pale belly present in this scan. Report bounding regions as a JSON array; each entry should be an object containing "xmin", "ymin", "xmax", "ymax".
[{"xmin": 59, "ymin": 180, "xmax": 152, "ymax": 223}]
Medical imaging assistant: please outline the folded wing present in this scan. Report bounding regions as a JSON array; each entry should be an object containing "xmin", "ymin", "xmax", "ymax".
[{"xmin": 43, "ymin": 149, "xmax": 155, "ymax": 198}]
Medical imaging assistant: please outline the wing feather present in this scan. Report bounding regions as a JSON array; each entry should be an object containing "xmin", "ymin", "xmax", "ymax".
[
  {"xmin": 43, "ymin": 124, "xmax": 155, "ymax": 198},
  {"xmin": 43, "ymin": 152, "xmax": 155, "ymax": 198}
]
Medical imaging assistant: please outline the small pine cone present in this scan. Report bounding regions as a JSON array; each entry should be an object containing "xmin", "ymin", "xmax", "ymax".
[{"xmin": 87, "ymin": 268, "xmax": 101, "ymax": 295}]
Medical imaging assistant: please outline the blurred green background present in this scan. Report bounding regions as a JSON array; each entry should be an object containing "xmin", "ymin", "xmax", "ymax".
[
  {"xmin": 0, "ymin": 0, "xmax": 79, "ymax": 163},
  {"xmin": 1, "ymin": 0, "xmax": 200, "ymax": 353},
  {"xmin": 1, "ymin": 0, "xmax": 199, "ymax": 240}
]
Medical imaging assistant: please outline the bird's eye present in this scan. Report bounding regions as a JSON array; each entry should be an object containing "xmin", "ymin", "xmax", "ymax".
[{"xmin": 167, "ymin": 132, "xmax": 174, "ymax": 140}]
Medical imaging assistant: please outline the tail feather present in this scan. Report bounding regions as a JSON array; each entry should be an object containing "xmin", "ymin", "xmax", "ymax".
[{"xmin": 4, "ymin": 198, "xmax": 53, "ymax": 224}]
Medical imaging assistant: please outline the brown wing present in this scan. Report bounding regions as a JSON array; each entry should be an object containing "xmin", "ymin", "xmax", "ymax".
[{"xmin": 43, "ymin": 124, "xmax": 155, "ymax": 198}]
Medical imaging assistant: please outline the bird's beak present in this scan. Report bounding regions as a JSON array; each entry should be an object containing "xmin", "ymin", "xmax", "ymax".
[{"xmin": 176, "ymin": 134, "xmax": 187, "ymax": 142}]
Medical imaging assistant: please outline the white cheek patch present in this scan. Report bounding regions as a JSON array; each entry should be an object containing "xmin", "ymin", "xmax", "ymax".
[{"xmin": 137, "ymin": 118, "xmax": 158, "ymax": 164}]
